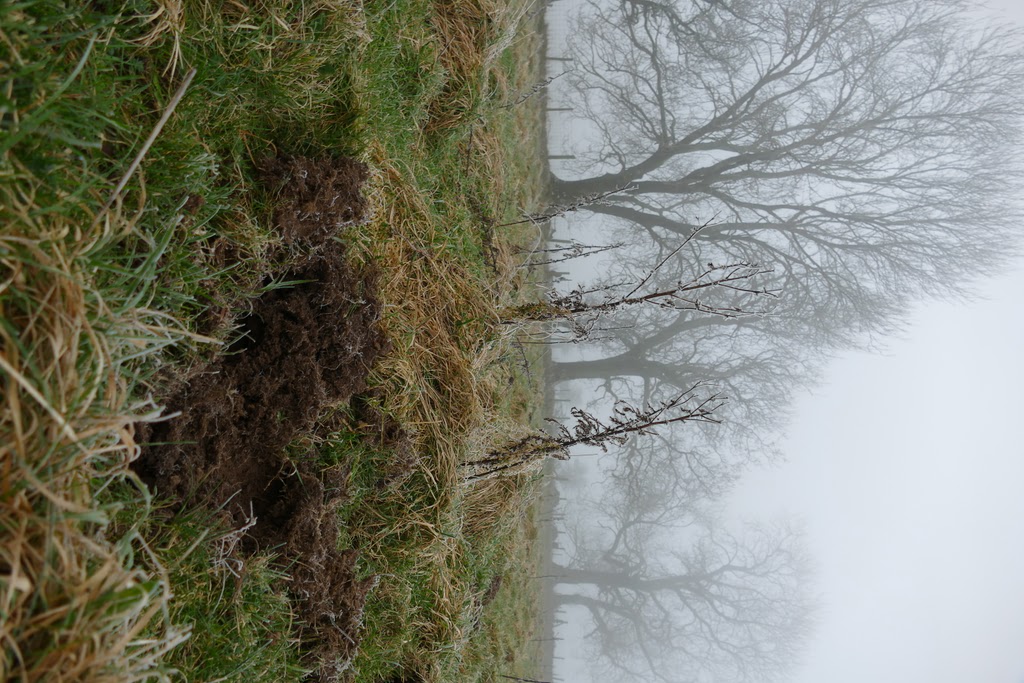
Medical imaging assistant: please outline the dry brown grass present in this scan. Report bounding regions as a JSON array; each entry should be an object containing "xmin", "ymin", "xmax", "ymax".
[
  {"xmin": 130, "ymin": 0, "xmax": 185, "ymax": 76},
  {"xmin": 361, "ymin": 147, "xmax": 499, "ymax": 455},
  {"xmin": 0, "ymin": 169, "xmax": 196, "ymax": 680},
  {"xmin": 461, "ymin": 474, "xmax": 535, "ymax": 539},
  {"xmin": 426, "ymin": 0, "xmax": 538, "ymax": 134},
  {"xmin": 338, "ymin": 3, "xmax": 550, "ymax": 667}
]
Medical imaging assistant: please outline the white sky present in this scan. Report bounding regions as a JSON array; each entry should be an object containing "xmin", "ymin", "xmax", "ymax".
[{"xmin": 729, "ymin": 262, "xmax": 1024, "ymax": 683}]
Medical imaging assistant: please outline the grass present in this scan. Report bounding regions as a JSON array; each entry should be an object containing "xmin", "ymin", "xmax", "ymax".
[{"xmin": 1, "ymin": 1, "xmax": 551, "ymax": 681}]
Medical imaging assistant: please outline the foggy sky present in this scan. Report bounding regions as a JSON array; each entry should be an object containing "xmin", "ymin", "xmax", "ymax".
[{"xmin": 728, "ymin": 265, "xmax": 1024, "ymax": 683}]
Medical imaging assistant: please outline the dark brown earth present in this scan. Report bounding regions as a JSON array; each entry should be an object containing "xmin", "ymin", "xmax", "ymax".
[
  {"xmin": 134, "ymin": 156, "xmax": 386, "ymax": 681},
  {"xmin": 261, "ymin": 155, "xmax": 369, "ymax": 247}
]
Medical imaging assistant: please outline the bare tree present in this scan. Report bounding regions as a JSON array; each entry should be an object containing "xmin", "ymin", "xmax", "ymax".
[
  {"xmin": 540, "ymin": 0, "xmax": 1024, "ymax": 528},
  {"xmin": 460, "ymin": 384, "xmax": 724, "ymax": 481},
  {"xmin": 555, "ymin": 0, "xmax": 1024, "ymax": 341},
  {"xmin": 554, "ymin": 518, "xmax": 815, "ymax": 683},
  {"xmin": 547, "ymin": 301, "xmax": 826, "ymax": 477}
]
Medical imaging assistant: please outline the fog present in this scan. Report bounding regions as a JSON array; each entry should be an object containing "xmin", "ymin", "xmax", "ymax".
[
  {"xmin": 536, "ymin": 1, "xmax": 1024, "ymax": 682},
  {"xmin": 727, "ymin": 273, "xmax": 1024, "ymax": 683}
]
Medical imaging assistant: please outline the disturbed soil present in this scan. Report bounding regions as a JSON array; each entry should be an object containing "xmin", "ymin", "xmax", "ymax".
[
  {"xmin": 261, "ymin": 155, "xmax": 369, "ymax": 247},
  {"xmin": 135, "ymin": 156, "xmax": 387, "ymax": 680}
]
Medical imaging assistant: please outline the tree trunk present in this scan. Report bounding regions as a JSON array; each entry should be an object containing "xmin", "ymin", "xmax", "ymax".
[
  {"xmin": 549, "ymin": 356, "xmax": 663, "ymax": 383},
  {"xmin": 552, "ymin": 565, "xmax": 702, "ymax": 593},
  {"xmin": 550, "ymin": 174, "xmax": 632, "ymax": 204}
]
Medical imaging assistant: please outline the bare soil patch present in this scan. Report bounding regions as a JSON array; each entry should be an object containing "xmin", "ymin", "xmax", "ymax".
[
  {"xmin": 135, "ymin": 156, "xmax": 387, "ymax": 680},
  {"xmin": 261, "ymin": 155, "xmax": 369, "ymax": 247},
  {"xmin": 136, "ymin": 245, "xmax": 384, "ymax": 513}
]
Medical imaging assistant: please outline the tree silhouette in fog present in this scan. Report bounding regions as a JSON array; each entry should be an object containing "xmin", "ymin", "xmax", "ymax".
[
  {"xmin": 554, "ymin": 512, "xmax": 813, "ymax": 683},
  {"xmin": 554, "ymin": 0, "xmax": 1024, "ymax": 339}
]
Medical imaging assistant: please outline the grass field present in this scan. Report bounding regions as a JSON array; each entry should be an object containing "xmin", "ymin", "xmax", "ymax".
[{"xmin": 0, "ymin": 1, "xmax": 551, "ymax": 681}]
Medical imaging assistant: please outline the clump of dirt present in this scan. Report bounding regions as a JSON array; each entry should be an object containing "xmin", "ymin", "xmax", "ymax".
[
  {"xmin": 135, "ymin": 155, "xmax": 387, "ymax": 680},
  {"xmin": 136, "ymin": 245, "xmax": 385, "ymax": 514},
  {"xmin": 245, "ymin": 457, "xmax": 379, "ymax": 682},
  {"xmin": 260, "ymin": 155, "xmax": 369, "ymax": 247}
]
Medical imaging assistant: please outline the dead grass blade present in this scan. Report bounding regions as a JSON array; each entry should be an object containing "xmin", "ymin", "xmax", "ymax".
[{"xmin": 1, "ymin": 157, "xmax": 197, "ymax": 681}]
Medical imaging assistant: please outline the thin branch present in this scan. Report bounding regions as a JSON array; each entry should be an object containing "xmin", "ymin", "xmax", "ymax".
[
  {"xmin": 500, "ymin": 72, "xmax": 566, "ymax": 109},
  {"xmin": 625, "ymin": 217, "xmax": 714, "ymax": 298},
  {"xmin": 92, "ymin": 67, "xmax": 198, "ymax": 227},
  {"xmin": 497, "ymin": 185, "xmax": 637, "ymax": 227}
]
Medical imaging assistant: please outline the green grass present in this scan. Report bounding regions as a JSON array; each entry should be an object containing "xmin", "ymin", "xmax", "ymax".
[{"xmin": 1, "ymin": 0, "xmax": 550, "ymax": 681}]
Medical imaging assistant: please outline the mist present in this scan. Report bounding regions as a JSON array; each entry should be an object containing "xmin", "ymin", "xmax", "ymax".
[{"xmin": 530, "ymin": 1, "xmax": 1024, "ymax": 682}]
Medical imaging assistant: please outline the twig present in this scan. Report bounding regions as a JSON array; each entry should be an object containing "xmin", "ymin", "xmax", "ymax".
[
  {"xmin": 521, "ymin": 240, "xmax": 624, "ymax": 267},
  {"xmin": 500, "ymin": 72, "xmax": 565, "ymax": 109},
  {"xmin": 510, "ymin": 338, "xmax": 534, "ymax": 384},
  {"xmin": 624, "ymin": 217, "xmax": 713, "ymax": 298},
  {"xmin": 497, "ymin": 185, "xmax": 636, "ymax": 227},
  {"xmin": 92, "ymin": 67, "xmax": 197, "ymax": 228}
]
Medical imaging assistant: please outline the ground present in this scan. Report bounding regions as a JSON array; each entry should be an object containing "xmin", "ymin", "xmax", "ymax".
[
  {"xmin": 134, "ymin": 157, "xmax": 387, "ymax": 677},
  {"xmin": 0, "ymin": 1, "xmax": 551, "ymax": 681}
]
